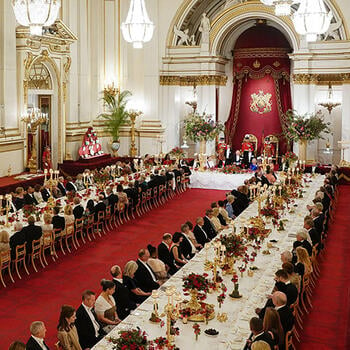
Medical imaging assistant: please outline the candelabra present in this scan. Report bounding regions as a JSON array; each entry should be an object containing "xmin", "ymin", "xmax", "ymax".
[
  {"xmin": 103, "ymin": 82, "xmax": 119, "ymax": 98},
  {"xmin": 22, "ymin": 107, "xmax": 48, "ymax": 173},
  {"xmin": 164, "ymin": 286, "xmax": 180, "ymax": 347},
  {"xmin": 45, "ymin": 169, "xmax": 58, "ymax": 210},
  {"xmin": 129, "ymin": 110, "xmax": 142, "ymax": 157}
]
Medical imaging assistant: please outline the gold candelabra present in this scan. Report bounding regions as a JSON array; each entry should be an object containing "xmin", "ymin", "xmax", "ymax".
[
  {"xmin": 129, "ymin": 110, "xmax": 142, "ymax": 157},
  {"xmin": 45, "ymin": 169, "xmax": 59, "ymax": 210}
]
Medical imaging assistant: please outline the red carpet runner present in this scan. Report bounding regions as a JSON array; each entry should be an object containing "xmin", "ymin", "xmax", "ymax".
[
  {"xmin": 0, "ymin": 189, "xmax": 225, "ymax": 347},
  {"xmin": 298, "ymin": 185, "xmax": 350, "ymax": 350}
]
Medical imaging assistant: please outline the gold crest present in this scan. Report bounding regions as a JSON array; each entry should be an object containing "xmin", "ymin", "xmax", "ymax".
[
  {"xmin": 253, "ymin": 60, "xmax": 261, "ymax": 69},
  {"xmin": 250, "ymin": 90, "xmax": 272, "ymax": 115}
]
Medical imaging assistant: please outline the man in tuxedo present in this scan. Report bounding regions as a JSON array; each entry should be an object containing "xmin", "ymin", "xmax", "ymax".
[
  {"xmin": 94, "ymin": 194, "xmax": 106, "ymax": 221},
  {"xmin": 134, "ymin": 249, "xmax": 160, "ymax": 293},
  {"xmin": 272, "ymin": 291, "xmax": 294, "ymax": 334},
  {"xmin": 233, "ymin": 150, "xmax": 242, "ymax": 167},
  {"xmin": 110, "ymin": 265, "xmax": 137, "ymax": 319},
  {"xmin": 244, "ymin": 317, "xmax": 273, "ymax": 350},
  {"xmin": 52, "ymin": 206, "xmax": 65, "ymax": 232},
  {"xmin": 26, "ymin": 321, "xmax": 49, "ymax": 350},
  {"xmin": 193, "ymin": 217, "xmax": 210, "ymax": 247},
  {"xmin": 203, "ymin": 209, "xmax": 217, "ymax": 240},
  {"xmin": 22, "ymin": 215, "xmax": 42, "ymax": 254},
  {"xmin": 254, "ymin": 169, "xmax": 269, "ymax": 187},
  {"xmin": 73, "ymin": 197, "xmax": 84, "ymax": 220},
  {"xmin": 41, "ymin": 183, "xmax": 51, "ymax": 202},
  {"xmin": 57, "ymin": 176, "xmax": 67, "ymax": 197},
  {"xmin": 311, "ymin": 208, "xmax": 324, "ymax": 235},
  {"xmin": 274, "ymin": 269, "xmax": 298, "ymax": 306},
  {"xmin": 304, "ymin": 216, "xmax": 320, "ymax": 247},
  {"xmin": 292, "ymin": 229, "xmax": 312, "ymax": 263},
  {"xmin": 75, "ymin": 290, "xmax": 105, "ymax": 349},
  {"xmin": 24, "ymin": 186, "xmax": 38, "ymax": 205},
  {"xmin": 180, "ymin": 223, "xmax": 197, "ymax": 260},
  {"xmin": 66, "ymin": 176, "xmax": 78, "ymax": 192},
  {"xmin": 158, "ymin": 233, "xmax": 178, "ymax": 275},
  {"xmin": 9, "ymin": 222, "xmax": 25, "ymax": 260},
  {"xmin": 106, "ymin": 187, "xmax": 119, "ymax": 214}
]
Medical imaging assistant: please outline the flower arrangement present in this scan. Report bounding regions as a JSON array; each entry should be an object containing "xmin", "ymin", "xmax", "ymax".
[
  {"xmin": 153, "ymin": 337, "xmax": 176, "ymax": 350},
  {"xmin": 108, "ymin": 329, "xmax": 149, "ymax": 350},
  {"xmin": 284, "ymin": 151, "xmax": 298, "ymax": 162},
  {"xmin": 192, "ymin": 323, "xmax": 201, "ymax": 340},
  {"xmin": 221, "ymin": 164, "xmax": 241, "ymax": 174},
  {"xmin": 260, "ymin": 206, "xmax": 280, "ymax": 220},
  {"xmin": 93, "ymin": 170, "xmax": 110, "ymax": 184},
  {"xmin": 183, "ymin": 273, "xmax": 210, "ymax": 300},
  {"xmin": 219, "ymin": 234, "xmax": 246, "ymax": 258},
  {"xmin": 184, "ymin": 112, "xmax": 224, "ymax": 142},
  {"xmin": 217, "ymin": 283, "xmax": 227, "ymax": 308},
  {"xmin": 284, "ymin": 109, "xmax": 331, "ymax": 142},
  {"xmin": 22, "ymin": 204, "xmax": 36, "ymax": 218},
  {"xmin": 169, "ymin": 147, "xmax": 185, "ymax": 158}
]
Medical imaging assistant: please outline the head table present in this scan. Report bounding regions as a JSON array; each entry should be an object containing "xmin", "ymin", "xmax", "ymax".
[{"xmin": 92, "ymin": 174, "xmax": 323, "ymax": 350}]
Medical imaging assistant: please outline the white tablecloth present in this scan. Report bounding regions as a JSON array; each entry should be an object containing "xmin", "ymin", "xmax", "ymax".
[
  {"xmin": 189, "ymin": 171, "xmax": 253, "ymax": 191},
  {"xmin": 93, "ymin": 174, "xmax": 324, "ymax": 350}
]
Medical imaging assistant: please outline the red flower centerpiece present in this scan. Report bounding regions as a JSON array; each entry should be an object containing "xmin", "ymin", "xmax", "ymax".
[
  {"xmin": 192, "ymin": 323, "xmax": 201, "ymax": 341},
  {"xmin": 108, "ymin": 328, "xmax": 149, "ymax": 350},
  {"xmin": 219, "ymin": 234, "xmax": 246, "ymax": 258}
]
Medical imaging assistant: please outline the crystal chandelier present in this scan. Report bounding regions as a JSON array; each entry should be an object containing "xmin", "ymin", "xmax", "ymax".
[
  {"xmin": 260, "ymin": 0, "xmax": 298, "ymax": 16},
  {"xmin": 292, "ymin": 0, "xmax": 332, "ymax": 42},
  {"xmin": 12, "ymin": 0, "xmax": 61, "ymax": 36},
  {"xmin": 318, "ymin": 82, "xmax": 341, "ymax": 114},
  {"xmin": 121, "ymin": 0, "xmax": 154, "ymax": 49}
]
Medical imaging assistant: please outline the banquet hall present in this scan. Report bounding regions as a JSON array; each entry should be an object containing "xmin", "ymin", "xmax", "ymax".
[{"xmin": 0, "ymin": 0, "xmax": 350, "ymax": 349}]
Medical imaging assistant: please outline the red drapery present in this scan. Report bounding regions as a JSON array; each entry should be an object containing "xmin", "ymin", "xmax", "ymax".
[{"xmin": 225, "ymin": 47, "xmax": 292, "ymax": 155}]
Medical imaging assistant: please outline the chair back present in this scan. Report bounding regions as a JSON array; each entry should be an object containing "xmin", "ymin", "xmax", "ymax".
[
  {"xmin": 65, "ymin": 223, "xmax": 74, "ymax": 236},
  {"xmin": 31, "ymin": 239, "xmax": 42, "ymax": 256},
  {"xmin": 87, "ymin": 213, "xmax": 94, "ymax": 226},
  {"xmin": 75, "ymin": 218, "xmax": 84, "ymax": 230},
  {"xmin": 53, "ymin": 228, "xmax": 62, "ymax": 240},
  {"xmin": 285, "ymin": 327, "xmax": 294, "ymax": 350},
  {"xmin": 15, "ymin": 243, "xmax": 26, "ymax": 261},
  {"xmin": 0, "ymin": 250, "xmax": 11, "ymax": 270},
  {"xmin": 106, "ymin": 205, "xmax": 112, "ymax": 218},
  {"xmin": 42, "ymin": 231, "xmax": 53, "ymax": 247},
  {"xmin": 97, "ymin": 211, "xmax": 105, "ymax": 221}
]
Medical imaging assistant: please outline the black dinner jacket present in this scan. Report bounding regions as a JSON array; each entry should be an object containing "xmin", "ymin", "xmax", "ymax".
[
  {"xmin": 24, "ymin": 193, "xmax": 38, "ymax": 206},
  {"xmin": 26, "ymin": 336, "xmax": 50, "ymax": 350},
  {"xmin": 66, "ymin": 181, "xmax": 77, "ymax": 192},
  {"xmin": 73, "ymin": 205, "xmax": 84, "ymax": 220},
  {"xmin": 134, "ymin": 259, "xmax": 159, "ymax": 293},
  {"xmin": 308, "ymin": 228, "xmax": 321, "ymax": 246},
  {"xmin": 112, "ymin": 278, "xmax": 137, "ymax": 320},
  {"xmin": 275, "ymin": 281, "xmax": 298, "ymax": 306},
  {"xmin": 94, "ymin": 201, "xmax": 106, "ymax": 220},
  {"xmin": 57, "ymin": 182, "xmax": 67, "ymax": 197},
  {"xmin": 22, "ymin": 224, "xmax": 42, "ymax": 254},
  {"xmin": 41, "ymin": 188, "xmax": 51, "ymax": 202},
  {"xmin": 203, "ymin": 216, "xmax": 217, "ymax": 240},
  {"xmin": 107, "ymin": 193, "xmax": 119, "ymax": 212},
  {"xmin": 9, "ymin": 230, "xmax": 26, "ymax": 260},
  {"xmin": 193, "ymin": 225, "xmax": 209, "ymax": 247},
  {"xmin": 253, "ymin": 332, "xmax": 274, "ymax": 349},
  {"xmin": 75, "ymin": 304, "xmax": 104, "ymax": 350},
  {"xmin": 277, "ymin": 305, "xmax": 294, "ymax": 334},
  {"xmin": 180, "ymin": 234, "xmax": 195, "ymax": 260},
  {"xmin": 52, "ymin": 215, "xmax": 66, "ymax": 231},
  {"xmin": 157, "ymin": 242, "xmax": 177, "ymax": 275},
  {"xmin": 313, "ymin": 215, "xmax": 324, "ymax": 234}
]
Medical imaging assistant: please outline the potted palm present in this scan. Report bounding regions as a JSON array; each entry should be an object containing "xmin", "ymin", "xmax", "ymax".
[{"xmin": 98, "ymin": 89, "xmax": 132, "ymax": 154}]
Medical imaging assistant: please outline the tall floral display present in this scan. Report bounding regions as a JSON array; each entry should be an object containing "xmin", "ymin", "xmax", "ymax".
[{"xmin": 284, "ymin": 110, "xmax": 331, "ymax": 161}]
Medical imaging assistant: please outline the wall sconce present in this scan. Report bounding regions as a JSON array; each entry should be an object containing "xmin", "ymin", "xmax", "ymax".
[{"xmin": 318, "ymin": 82, "xmax": 341, "ymax": 115}]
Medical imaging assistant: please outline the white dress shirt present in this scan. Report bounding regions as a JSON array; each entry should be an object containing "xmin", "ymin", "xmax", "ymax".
[
  {"xmin": 138, "ymin": 259, "xmax": 157, "ymax": 282},
  {"xmin": 82, "ymin": 303, "xmax": 100, "ymax": 338},
  {"xmin": 31, "ymin": 336, "xmax": 48, "ymax": 350},
  {"xmin": 183, "ymin": 233, "xmax": 196, "ymax": 254}
]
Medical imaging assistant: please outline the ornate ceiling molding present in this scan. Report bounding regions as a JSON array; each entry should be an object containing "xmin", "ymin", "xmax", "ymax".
[
  {"xmin": 159, "ymin": 75, "xmax": 228, "ymax": 86},
  {"xmin": 293, "ymin": 73, "xmax": 350, "ymax": 85}
]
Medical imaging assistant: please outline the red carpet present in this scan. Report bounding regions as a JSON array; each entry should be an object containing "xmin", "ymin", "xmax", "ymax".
[
  {"xmin": 0, "ymin": 189, "xmax": 225, "ymax": 348},
  {"xmin": 297, "ymin": 186, "xmax": 350, "ymax": 350}
]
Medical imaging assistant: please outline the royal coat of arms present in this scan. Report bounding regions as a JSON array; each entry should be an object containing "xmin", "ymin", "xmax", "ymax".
[{"xmin": 250, "ymin": 90, "xmax": 272, "ymax": 114}]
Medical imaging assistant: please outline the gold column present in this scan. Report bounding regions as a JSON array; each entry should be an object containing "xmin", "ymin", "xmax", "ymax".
[{"xmin": 129, "ymin": 110, "xmax": 142, "ymax": 157}]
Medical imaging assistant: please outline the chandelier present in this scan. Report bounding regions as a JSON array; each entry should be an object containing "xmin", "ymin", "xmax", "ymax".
[
  {"xmin": 260, "ymin": 0, "xmax": 298, "ymax": 16},
  {"xmin": 12, "ymin": 0, "xmax": 61, "ymax": 36},
  {"xmin": 21, "ymin": 107, "xmax": 48, "ymax": 132},
  {"xmin": 121, "ymin": 0, "xmax": 154, "ymax": 49},
  {"xmin": 292, "ymin": 0, "xmax": 332, "ymax": 42},
  {"xmin": 318, "ymin": 82, "xmax": 341, "ymax": 114}
]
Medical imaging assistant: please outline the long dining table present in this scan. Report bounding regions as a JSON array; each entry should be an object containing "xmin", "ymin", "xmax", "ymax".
[{"xmin": 92, "ymin": 174, "xmax": 323, "ymax": 349}]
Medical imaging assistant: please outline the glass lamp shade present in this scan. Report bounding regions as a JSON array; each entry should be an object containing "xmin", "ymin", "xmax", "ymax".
[
  {"xmin": 121, "ymin": 0, "xmax": 155, "ymax": 49},
  {"xmin": 292, "ymin": 0, "xmax": 332, "ymax": 42},
  {"xmin": 12, "ymin": 0, "xmax": 61, "ymax": 36}
]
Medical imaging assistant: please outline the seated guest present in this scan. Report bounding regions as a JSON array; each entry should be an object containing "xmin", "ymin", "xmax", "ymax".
[
  {"xmin": 9, "ymin": 341, "xmax": 25, "ymax": 350},
  {"xmin": 0, "ymin": 230, "xmax": 10, "ymax": 252},
  {"xmin": 33, "ymin": 184, "xmax": 44, "ymax": 204},
  {"xmin": 263, "ymin": 307, "xmax": 284, "ymax": 350},
  {"xmin": 292, "ymin": 229, "xmax": 312, "ymax": 263},
  {"xmin": 233, "ymin": 150, "xmax": 242, "ymax": 166},
  {"xmin": 250, "ymin": 158, "xmax": 258, "ymax": 171},
  {"xmin": 123, "ymin": 260, "xmax": 151, "ymax": 303},
  {"xmin": 57, "ymin": 305, "xmax": 82, "ymax": 350},
  {"xmin": 217, "ymin": 201, "xmax": 229, "ymax": 225},
  {"xmin": 52, "ymin": 206, "xmax": 65, "ymax": 232},
  {"xmin": 41, "ymin": 213, "xmax": 53, "ymax": 235},
  {"xmin": 22, "ymin": 215, "xmax": 42, "ymax": 254},
  {"xmin": 106, "ymin": 187, "xmax": 118, "ymax": 213},
  {"xmin": 158, "ymin": 233, "xmax": 178, "ymax": 275},
  {"xmin": 14, "ymin": 187, "xmax": 25, "ymax": 210},
  {"xmin": 73, "ymin": 197, "xmax": 84, "ymax": 220},
  {"xmin": 26, "ymin": 321, "xmax": 49, "ymax": 350},
  {"xmin": 75, "ymin": 290, "xmax": 105, "ymax": 349},
  {"xmin": 265, "ymin": 167, "xmax": 276, "ymax": 185},
  {"xmin": 251, "ymin": 341, "xmax": 271, "ymax": 350},
  {"xmin": 184, "ymin": 221, "xmax": 200, "ymax": 248},
  {"xmin": 116, "ymin": 184, "xmax": 128, "ymax": 211},
  {"xmin": 57, "ymin": 176, "xmax": 67, "ymax": 197},
  {"xmin": 75, "ymin": 174, "xmax": 85, "ymax": 192},
  {"xmin": 95, "ymin": 279, "xmax": 120, "ymax": 333},
  {"xmin": 147, "ymin": 244, "xmax": 168, "ymax": 280},
  {"xmin": 193, "ymin": 217, "xmax": 210, "ymax": 247},
  {"xmin": 311, "ymin": 208, "xmax": 324, "ymax": 235},
  {"xmin": 180, "ymin": 224, "xmax": 197, "ymax": 259},
  {"xmin": 280, "ymin": 250, "xmax": 293, "ymax": 265},
  {"xmin": 304, "ymin": 216, "xmax": 320, "ymax": 247},
  {"xmin": 85, "ymin": 199, "xmax": 95, "ymax": 217},
  {"xmin": 94, "ymin": 194, "xmax": 107, "ymax": 221},
  {"xmin": 24, "ymin": 186, "xmax": 38, "ymax": 205},
  {"xmin": 64, "ymin": 204, "xmax": 75, "ymax": 226},
  {"xmin": 255, "ymin": 169, "xmax": 269, "ymax": 187},
  {"xmin": 41, "ymin": 183, "xmax": 51, "ymax": 202},
  {"xmin": 134, "ymin": 249, "xmax": 160, "ymax": 292},
  {"xmin": 245, "ymin": 317, "xmax": 273, "ymax": 350},
  {"xmin": 170, "ymin": 232, "xmax": 188, "ymax": 267},
  {"xmin": 225, "ymin": 195, "xmax": 235, "ymax": 219},
  {"xmin": 273, "ymin": 269, "xmax": 298, "ymax": 306},
  {"xmin": 271, "ymin": 292, "xmax": 294, "ymax": 334},
  {"xmin": 211, "ymin": 207, "xmax": 226, "ymax": 231},
  {"xmin": 282, "ymin": 262, "xmax": 300, "ymax": 290},
  {"xmin": 295, "ymin": 246, "xmax": 313, "ymax": 277},
  {"xmin": 110, "ymin": 265, "xmax": 136, "ymax": 319},
  {"xmin": 66, "ymin": 176, "xmax": 78, "ymax": 192},
  {"xmin": 206, "ymin": 156, "xmax": 215, "ymax": 169},
  {"xmin": 203, "ymin": 209, "xmax": 217, "ymax": 239},
  {"xmin": 10, "ymin": 222, "xmax": 25, "ymax": 260}
]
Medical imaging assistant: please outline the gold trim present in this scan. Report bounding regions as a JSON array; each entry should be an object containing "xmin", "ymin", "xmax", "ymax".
[
  {"xmin": 338, "ymin": 173, "xmax": 350, "ymax": 180},
  {"xmin": 0, "ymin": 140, "xmax": 24, "ymax": 153},
  {"xmin": 159, "ymin": 75, "xmax": 228, "ymax": 86},
  {"xmin": 293, "ymin": 73, "xmax": 350, "ymax": 85}
]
